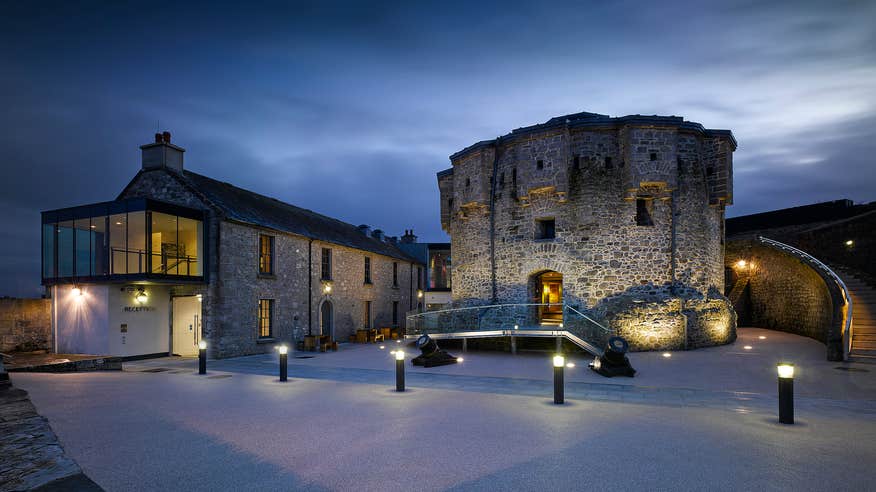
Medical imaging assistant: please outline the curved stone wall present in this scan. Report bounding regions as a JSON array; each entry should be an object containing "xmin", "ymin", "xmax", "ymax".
[{"xmin": 725, "ymin": 239, "xmax": 844, "ymax": 359}]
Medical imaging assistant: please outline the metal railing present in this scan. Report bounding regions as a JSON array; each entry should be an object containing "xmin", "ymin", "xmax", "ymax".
[
  {"xmin": 758, "ymin": 236, "xmax": 854, "ymax": 359},
  {"xmin": 406, "ymin": 302, "xmax": 614, "ymax": 355}
]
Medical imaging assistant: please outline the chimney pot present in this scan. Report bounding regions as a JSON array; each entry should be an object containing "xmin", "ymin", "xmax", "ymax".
[
  {"xmin": 162, "ymin": 131, "xmax": 171, "ymax": 143},
  {"xmin": 155, "ymin": 133, "xmax": 162, "ymax": 143}
]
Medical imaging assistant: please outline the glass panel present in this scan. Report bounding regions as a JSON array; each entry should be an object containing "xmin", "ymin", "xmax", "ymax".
[
  {"xmin": 74, "ymin": 218, "xmax": 90, "ymax": 276},
  {"xmin": 91, "ymin": 216, "xmax": 108, "ymax": 276},
  {"xmin": 178, "ymin": 216, "xmax": 202, "ymax": 276},
  {"xmin": 57, "ymin": 220, "xmax": 74, "ymax": 277},
  {"xmin": 42, "ymin": 223, "xmax": 56, "ymax": 279},
  {"xmin": 127, "ymin": 211, "xmax": 146, "ymax": 274},
  {"xmin": 110, "ymin": 214, "xmax": 126, "ymax": 274},
  {"xmin": 151, "ymin": 212, "xmax": 178, "ymax": 275}
]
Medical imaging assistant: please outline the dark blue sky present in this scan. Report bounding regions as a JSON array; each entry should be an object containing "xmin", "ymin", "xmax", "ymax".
[{"xmin": 2, "ymin": 0, "xmax": 875, "ymax": 297}]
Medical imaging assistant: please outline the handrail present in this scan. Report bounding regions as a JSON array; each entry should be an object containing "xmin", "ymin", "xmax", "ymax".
[
  {"xmin": 564, "ymin": 304, "xmax": 612, "ymax": 333},
  {"xmin": 758, "ymin": 236, "xmax": 854, "ymax": 359},
  {"xmin": 406, "ymin": 302, "xmax": 564, "ymax": 319}
]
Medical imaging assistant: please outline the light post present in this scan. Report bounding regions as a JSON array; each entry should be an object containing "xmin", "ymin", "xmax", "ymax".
[
  {"xmin": 395, "ymin": 350, "xmax": 405, "ymax": 392},
  {"xmin": 198, "ymin": 340, "xmax": 207, "ymax": 375},
  {"xmin": 279, "ymin": 345, "xmax": 288, "ymax": 382},
  {"xmin": 553, "ymin": 354, "xmax": 565, "ymax": 404},
  {"xmin": 777, "ymin": 363, "xmax": 794, "ymax": 424}
]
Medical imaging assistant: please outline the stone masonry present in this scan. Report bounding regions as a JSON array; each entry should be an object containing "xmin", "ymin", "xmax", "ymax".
[
  {"xmin": 438, "ymin": 112, "xmax": 737, "ymax": 351},
  {"xmin": 0, "ymin": 298, "xmax": 51, "ymax": 353},
  {"xmin": 119, "ymin": 166, "xmax": 418, "ymax": 359}
]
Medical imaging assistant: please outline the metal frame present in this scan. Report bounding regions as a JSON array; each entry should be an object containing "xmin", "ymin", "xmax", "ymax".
[{"xmin": 41, "ymin": 197, "xmax": 208, "ymax": 286}]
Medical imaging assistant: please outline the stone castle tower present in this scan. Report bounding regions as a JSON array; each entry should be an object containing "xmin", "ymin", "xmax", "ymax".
[{"xmin": 437, "ymin": 111, "xmax": 737, "ymax": 350}]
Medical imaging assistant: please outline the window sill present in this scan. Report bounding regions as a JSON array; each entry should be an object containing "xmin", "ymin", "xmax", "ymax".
[
  {"xmin": 364, "ymin": 281, "xmax": 373, "ymax": 286},
  {"xmin": 256, "ymin": 337, "xmax": 276, "ymax": 344},
  {"xmin": 258, "ymin": 273, "xmax": 276, "ymax": 279},
  {"xmin": 534, "ymin": 238, "xmax": 556, "ymax": 242}
]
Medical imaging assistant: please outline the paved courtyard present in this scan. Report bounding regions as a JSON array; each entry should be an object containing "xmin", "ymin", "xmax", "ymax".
[{"xmin": 10, "ymin": 328, "xmax": 876, "ymax": 491}]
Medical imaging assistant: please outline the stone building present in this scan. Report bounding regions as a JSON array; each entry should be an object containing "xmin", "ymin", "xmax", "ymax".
[
  {"xmin": 437, "ymin": 112, "xmax": 737, "ymax": 351},
  {"xmin": 40, "ymin": 133, "xmax": 422, "ymax": 359}
]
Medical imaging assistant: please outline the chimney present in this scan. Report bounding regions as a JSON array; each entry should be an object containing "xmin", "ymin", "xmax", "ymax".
[
  {"xmin": 358, "ymin": 224, "xmax": 372, "ymax": 236},
  {"xmin": 140, "ymin": 131, "xmax": 184, "ymax": 173},
  {"xmin": 372, "ymin": 229, "xmax": 384, "ymax": 241},
  {"xmin": 401, "ymin": 229, "xmax": 418, "ymax": 244}
]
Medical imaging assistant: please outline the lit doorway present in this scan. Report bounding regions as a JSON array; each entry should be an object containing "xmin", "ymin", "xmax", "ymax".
[
  {"xmin": 536, "ymin": 271, "xmax": 563, "ymax": 325},
  {"xmin": 172, "ymin": 296, "xmax": 201, "ymax": 356}
]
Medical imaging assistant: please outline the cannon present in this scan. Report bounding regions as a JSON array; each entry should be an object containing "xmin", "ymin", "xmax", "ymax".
[
  {"xmin": 411, "ymin": 335, "xmax": 461, "ymax": 368},
  {"xmin": 589, "ymin": 336, "xmax": 636, "ymax": 377}
]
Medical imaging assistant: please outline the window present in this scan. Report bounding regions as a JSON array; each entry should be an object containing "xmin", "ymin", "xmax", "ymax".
[
  {"xmin": 258, "ymin": 299, "xmax": 273, "ymax": 338},
  {"xmin": 636, "ymin": 199, "xmax": 654, "ymax": 226},
  {"xmin": 365, "ymin": 301, "xmax": 372, "ymax": 329},
  {"xmin": 259, "ymin": 235, "xmax": 274, "ymax": 275},
  {"xmin": 392, "ymin": 301, "xmax": 399, "ymax": 327},
  {"xmin": 536, "ymin": 159, "xmax": 544, "ymax": 170},
  {"xmin": 536, "ymin": 219, "xmax": 556, "ymax": 240},
  {"xmin": 42, "ymin": 199, "xmax": 204, "ymax": 282},
  {"xmin": 677, "ymin": 157, "xmax": 684, "ymax": 173},
  {"xmin": 465, "ymin": 177, "xmax": 470, "ymax": 188},
  {"xmin": 605, "ymin": 156, "xmax": 613, "ymax": 169},
  {"xmin": 417, "ymin": 266, "xmax": 423, "ymax": 290},
  {"xmin": 649, "ymin": 153, "xmax": 657, "ymax": 161},
  {"xmin": 512, "ymin": 168, "xmax": 517, "ymax": 187},
  {"xmin": 428, "ymin": 250, "xmax": 451, "ymax": 290},
  {"xmin": 364, "ymin": 257, "xmax": 372, "ymax": 284},
  {"xmin": 321, "ymin": 248, "xmax": 332, "ymax": 280},
  {"xmin": 572, "ymin": 155, "xmax": 580, "ymax": 170},
  {"xmin": 392, "ymin": 262, "xmax": 398, "ymax": 287}
]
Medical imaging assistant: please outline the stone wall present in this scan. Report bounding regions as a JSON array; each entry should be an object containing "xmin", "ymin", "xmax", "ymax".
[
  {"xmin": 725, "ymin": 240, "xmax": 842, "ymax": 358},
  {"xmin": 0, "ymin": 298, "xmax": 51, "ymax": 353},
  {"xmin": 118, "ymin": 168, "xmax": 419, "ymax": 359},
  {"xmin": 440, "ymin": 114, "xmax": 736, "ymax": 351}
]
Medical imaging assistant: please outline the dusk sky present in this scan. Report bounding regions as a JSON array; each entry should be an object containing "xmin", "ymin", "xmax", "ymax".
[{"xmin": 1, "ymin": 0, "xmax": 874, "ymax": 297}]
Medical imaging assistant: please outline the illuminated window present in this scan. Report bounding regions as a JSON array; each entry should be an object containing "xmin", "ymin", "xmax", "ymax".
[
  {"xmin": 258, "ymin": 299, "xmax": 273, "ymax": 338},
  {"xmin": 259, "ymin": 235, "xmax": 274, "ymax": 275}
]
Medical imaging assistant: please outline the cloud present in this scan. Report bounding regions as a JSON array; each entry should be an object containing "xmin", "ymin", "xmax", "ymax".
[{"xmin": 0, "ymin": 0, "xmax": 874, "ymax": 296}]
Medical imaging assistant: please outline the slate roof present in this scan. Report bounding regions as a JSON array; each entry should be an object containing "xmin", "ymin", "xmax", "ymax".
[{"xmin": 176, "ymin": 170, "xmax": 420, "ymax": 263}]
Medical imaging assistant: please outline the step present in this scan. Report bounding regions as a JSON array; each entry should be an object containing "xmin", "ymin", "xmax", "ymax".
[
  {"xmin": 850, "ymin": 349, "xmax": 876, "ymax": 358},
  {"xmin": 853, "ymin": 344, "xmax": 876, "ymax": 351}
]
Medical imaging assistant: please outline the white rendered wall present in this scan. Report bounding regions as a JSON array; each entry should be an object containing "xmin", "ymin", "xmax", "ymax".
[
  {"xmin": 107, "ymin": 285, "xmax": 171, "ymax": 357},
  {"xmin": 55, "ymin": 284, "xmax": 110, "ymax": 355}
]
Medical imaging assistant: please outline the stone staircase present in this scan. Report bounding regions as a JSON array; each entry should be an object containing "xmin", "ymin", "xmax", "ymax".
[{"xmin": 844, "ymin": 274, "xmax": 876, "ymax": 361}]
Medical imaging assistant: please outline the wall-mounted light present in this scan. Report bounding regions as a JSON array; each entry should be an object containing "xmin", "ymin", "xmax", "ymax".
[
  {"xmin": 196, "ymin": 294, "xmax": 203, "ymax": 302},
  {"xmin": 135, "ymin": 288, "xmax": 148, "ymax": 304},
  {"xmin": 417, "ymin": 290, "xmax": 423, "ymax": 298},
  {"xmin": 71, "ymin": 287, "xmax": 82, "ymax": 297},
  {"xmin": 845, "ymin": 240, "xmax": 854, "ymax": 247},
  {"xmin": 736, "ymin": 259, "xmax": 747, "ymax": 268},
  {"xmin": 323, "ymin": 284, "xmax": 332, "ymax": 294}
]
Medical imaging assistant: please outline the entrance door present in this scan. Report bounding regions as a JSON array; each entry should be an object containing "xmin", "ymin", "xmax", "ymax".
[
  {"xmin": 321, "ymin": 301, "xmax": 333, "ymax": 339},
  {"xmin": 172, "ymin": 296, "xmax": 201, "ymax": 356},
  {"xmin": 536, "ymin": 271, "xmax": 563, "ymax": 325}
]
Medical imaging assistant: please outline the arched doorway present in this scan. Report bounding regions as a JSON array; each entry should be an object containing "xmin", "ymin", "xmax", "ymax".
[
  {"xmin": 320, "ymin": 300, "xmax": 333, "ymax": 339},
  {"xmin": 536, "ymin": 271, "xmax": 563, "ymax": 325}
]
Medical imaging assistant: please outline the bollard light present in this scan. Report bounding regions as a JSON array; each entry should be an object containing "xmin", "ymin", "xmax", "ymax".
[
  {"xmin": 395, "ymin": 350, "xmax": 405, "ymax": 392},
  {"xmin": 553, "ymin": 354, "xmax": 565, "ymax": 404},
  {"xmin": 198, "ymin": 340, "xmax": 207, "ymax": 374},
  {"xmin": 777, "ymin": 363, "xmax": 794, "ymax": 424},
  {"xmin": 278, "ymin": 345, "xmax": 289, "ymax": 382}
]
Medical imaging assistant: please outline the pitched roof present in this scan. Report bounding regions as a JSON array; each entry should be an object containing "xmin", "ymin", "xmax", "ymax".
[{"xmin": 176, "ymin": 170, "xmax": 420, "ymax": 263}]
